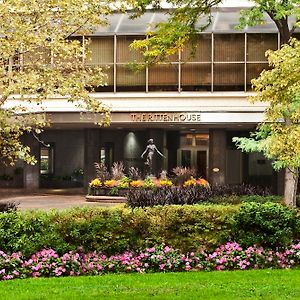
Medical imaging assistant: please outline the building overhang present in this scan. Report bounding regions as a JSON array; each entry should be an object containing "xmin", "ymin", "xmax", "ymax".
[{"xmin": 4, "ymin": 91, "xmax": 268, "ymax": 129}]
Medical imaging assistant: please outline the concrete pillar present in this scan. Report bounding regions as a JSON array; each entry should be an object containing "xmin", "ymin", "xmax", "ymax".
[
  {"xmin": 84, "ymin": 129, "xmax": 100, "ymax": 189},
  {"xmin": 148, "ymin": 129, "xmax": 165, "ymax": 177},
  {"xmin": 23, "ymin": 134, "xmax": 40, "ymax": 190},
  {"xmin": 209, "ymin": 129, "xmax": 227, "ymax": 186},
  {"xmin": 166, "ymin": 131, "xmax": 179, "ymax": 174}
]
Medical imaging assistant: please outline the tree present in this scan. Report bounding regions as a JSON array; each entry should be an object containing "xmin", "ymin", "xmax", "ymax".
[
  {"xmin": 130, "ymin": 0, "xmax": 300, "ymax": 57},
  {"xmin": 129, "ymin": 0, "xmax": 300, "ymax": 206},
  {"xmin": 0, "ymin": 0, "xmax": 114, "ymax": 166},
  {"xmin": 235, "ymin": 0, "xmax": 300, "ymax": 207},
  {"xmin": 233, "ymin": 40, "xmax": 300, "ymax": 207}
]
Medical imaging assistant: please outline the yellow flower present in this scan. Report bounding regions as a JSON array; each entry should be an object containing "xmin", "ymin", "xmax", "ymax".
[
  {"xmin": 159, "ymin": 179, "xmax": 173, "ymax": 187},
  {"xmin": 183, "ymin": 178, "xmax": 197, "ymax": 187},
  {"xmin": 89, "ymin": 178, "xmax": 102, "ymax": 188}
]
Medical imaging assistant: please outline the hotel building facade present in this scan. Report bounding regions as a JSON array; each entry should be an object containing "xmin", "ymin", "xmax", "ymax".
[{"xmin": 2, "ymin": 7, "xmax": 290, "ymax": 192}]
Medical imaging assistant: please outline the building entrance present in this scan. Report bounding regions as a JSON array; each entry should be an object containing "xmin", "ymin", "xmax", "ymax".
[{"xmin": 177, "ymin": 132, "xmax": 209, "ymax": 178}]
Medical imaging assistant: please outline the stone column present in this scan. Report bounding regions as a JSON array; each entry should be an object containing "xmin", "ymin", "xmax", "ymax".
[
  {"xmin": 148, "ymin": 129, "xmax": 165, "ymax": 177},
  {"xmin": 209, "ymin": 129, "xmax": 227, "ymax": 186},
  {"xmin": 84, "ymin": 129, "xmax": 100, "ymax": 189},
  {"xmin": 166, "ymin": 131, "xmax": 179, "ymax": 173},
  {"xmin": 23, "ymin": 134, "xmax": 40, "ymax": 190}
]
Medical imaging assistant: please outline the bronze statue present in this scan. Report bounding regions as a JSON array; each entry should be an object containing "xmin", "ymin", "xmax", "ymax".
[{"xmin": 141, "ymin": 139, "xmax": 165, "ymax": 174}]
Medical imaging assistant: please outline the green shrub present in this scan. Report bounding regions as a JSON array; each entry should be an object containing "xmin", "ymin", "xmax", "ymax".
[
  {"xmin": 209, "ymin": 195, "xmax": 242, "ymax": 205},
  {"xmin": 239, "ymin": 195, "xmax": 283, "ymax": 203},
  {"xmin": 0, "ymin": 205, "xmax": 237, "ymax": 256},
  {"xmin": 207, "ymin": 195, "xmax": 283, "ymax": 205},
  {"xmin": 232, "ymin": 202, "xmax": 300, "ymax": 248},
  {"xmin": 0, "ymin": 203, "xmax": 299, "ymax": 257}
]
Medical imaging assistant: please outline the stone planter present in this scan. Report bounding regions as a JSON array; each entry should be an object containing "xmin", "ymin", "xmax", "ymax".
[
  {"xmin": 117, "ymin": 189, "xmax": 129, "ymax": 196},
  {"xmin": 91, "ymin": 188, "xmax": 108, "ymax": 196},
  {"xmin": 90, "ymin": 188, "xmax": 129, "ymax": 196},
  {"xmin": 86, "ymin": 195, "xmax": 127, "ymax": 203}
]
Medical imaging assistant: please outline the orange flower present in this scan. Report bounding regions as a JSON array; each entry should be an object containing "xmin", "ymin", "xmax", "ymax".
[
  {"xmin": 104, "ymin": 180, "xmax": 119, "ymax": 188},
  {"xmin": 197, "ymin": 178, "xmax": 209, "ymax": 187},
  {"xmin": 130, "ymin": 180, "xmax": 144, "ymax": 188}
]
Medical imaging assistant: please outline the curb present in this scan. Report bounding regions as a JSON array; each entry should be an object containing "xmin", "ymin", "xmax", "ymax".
[{"xmin": 86, "ymin": 195, "xmax": 127, "ymax": 203}]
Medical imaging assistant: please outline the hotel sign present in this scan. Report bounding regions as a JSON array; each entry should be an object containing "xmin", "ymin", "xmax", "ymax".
[{"xmin": 130, "ymin": 112, "xmax": 201, "ymax": 123}]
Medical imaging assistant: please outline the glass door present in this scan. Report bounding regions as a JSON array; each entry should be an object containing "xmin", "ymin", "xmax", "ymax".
[{"xmin": 177, "ymin": 132, "xmax": 209, "ymax": 178}]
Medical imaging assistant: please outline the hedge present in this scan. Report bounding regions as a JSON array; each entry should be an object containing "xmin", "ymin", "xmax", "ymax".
[{"xmin": 0, "ymin": 203, "xmax": 299, "ymax": 257}]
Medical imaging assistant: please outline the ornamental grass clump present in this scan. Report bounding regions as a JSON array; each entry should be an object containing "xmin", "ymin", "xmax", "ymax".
[
  {"xmin": 172, "ymin": 166, "xmax": 196, "ymax": 185},
  {"xmin": 1, "ymin": 243, "xmax": 300, "ymax": 281},
  {"xmin": 111, "ymin": 162, "xmax": 125, "ymax": 180}
]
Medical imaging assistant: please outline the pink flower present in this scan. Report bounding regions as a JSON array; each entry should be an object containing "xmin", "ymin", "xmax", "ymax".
[
  {"xmin": 147, "ymin": 248, "xmax": 155, "ymax": 253},
  {"xmin": 164, "ymin": 246, "xmax": 171, "ymax": 253}
]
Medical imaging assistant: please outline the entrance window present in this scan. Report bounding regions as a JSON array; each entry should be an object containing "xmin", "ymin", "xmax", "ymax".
[
  {"xmin": 40, "ymin": 144, "xmax": 54, "ymax": 174},
  {"xmin": 195, "ymin": 134, "xmax": 209, "ymax": 146},
  {"xmin": 181, "ymin": 133, "xmax": 209, "ymax": 147}
]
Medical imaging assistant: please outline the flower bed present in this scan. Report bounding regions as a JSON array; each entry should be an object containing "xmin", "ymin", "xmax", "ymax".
[
  {"xmin": 88, "ymin": 176, "xmax": 210, "ymax": 196},
  {"xmin": 1, "ymin": 242, "xmax": 300, "ymax": 280}
]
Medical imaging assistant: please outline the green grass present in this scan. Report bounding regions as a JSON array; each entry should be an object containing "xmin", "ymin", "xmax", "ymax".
[{"xmin": 0, "ymin": 269, "xmax": 300, "ymax": 299}]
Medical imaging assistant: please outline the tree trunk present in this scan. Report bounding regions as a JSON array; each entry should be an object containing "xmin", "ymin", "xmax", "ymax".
[{"xmin": 284, "ymin": 168, "xmax": 298, "ymax": 208}]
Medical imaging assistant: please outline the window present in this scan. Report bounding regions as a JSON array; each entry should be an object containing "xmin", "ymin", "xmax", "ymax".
[
  {"xmin": 246, "ymin": 33, "xmax": 278, "ymax": 90},
  {"xmin": 40, "ymin": 144, "xmax": 54, "ymax": 174}
]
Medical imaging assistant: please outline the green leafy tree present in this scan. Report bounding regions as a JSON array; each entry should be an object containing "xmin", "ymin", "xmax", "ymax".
[
  {"xmin": 0, "ymin": 0, "xmax": 115, "ymax": 166},
  {"xmin": 130, "ymin": 0, "xmax": 300, "ymax": 59},
  {"xmin": 235, "ymin": 0, "xmax": 300, "ymax": 207},
  {"xmin": 129, "ymin": 0, "xmax": 300, "ymax": 206},
  {"xmin": 233, "ymin": 40, "xmax": 300, "ymax": 207}
]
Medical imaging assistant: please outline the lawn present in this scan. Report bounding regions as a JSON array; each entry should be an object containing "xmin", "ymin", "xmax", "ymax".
[{"xmin": 0, "ymin": 269, "xmax": 299, "ymax": 300}]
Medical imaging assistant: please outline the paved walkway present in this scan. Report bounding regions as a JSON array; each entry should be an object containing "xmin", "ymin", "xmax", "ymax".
[{"xmin": 0, "ymin": 189, "xmax": 121, "ymax": 210}]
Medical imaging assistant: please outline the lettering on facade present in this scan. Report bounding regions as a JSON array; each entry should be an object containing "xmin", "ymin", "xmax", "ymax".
[{"xmin": 130, "ymin": 113, "xmax": 201, "ymax": 122}]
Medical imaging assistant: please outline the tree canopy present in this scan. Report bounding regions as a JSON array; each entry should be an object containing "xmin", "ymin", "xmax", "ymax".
[
  {"xmin": 130, "ymin": 0, "xmax": 300, "ymax": 61},
  {"xmin": 0, "ymin": 0, "xmax": 115, "ymax": 165},
  {"xmin": 233, "ymin": 39, "xmax": 300, "ymax": 172}
]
